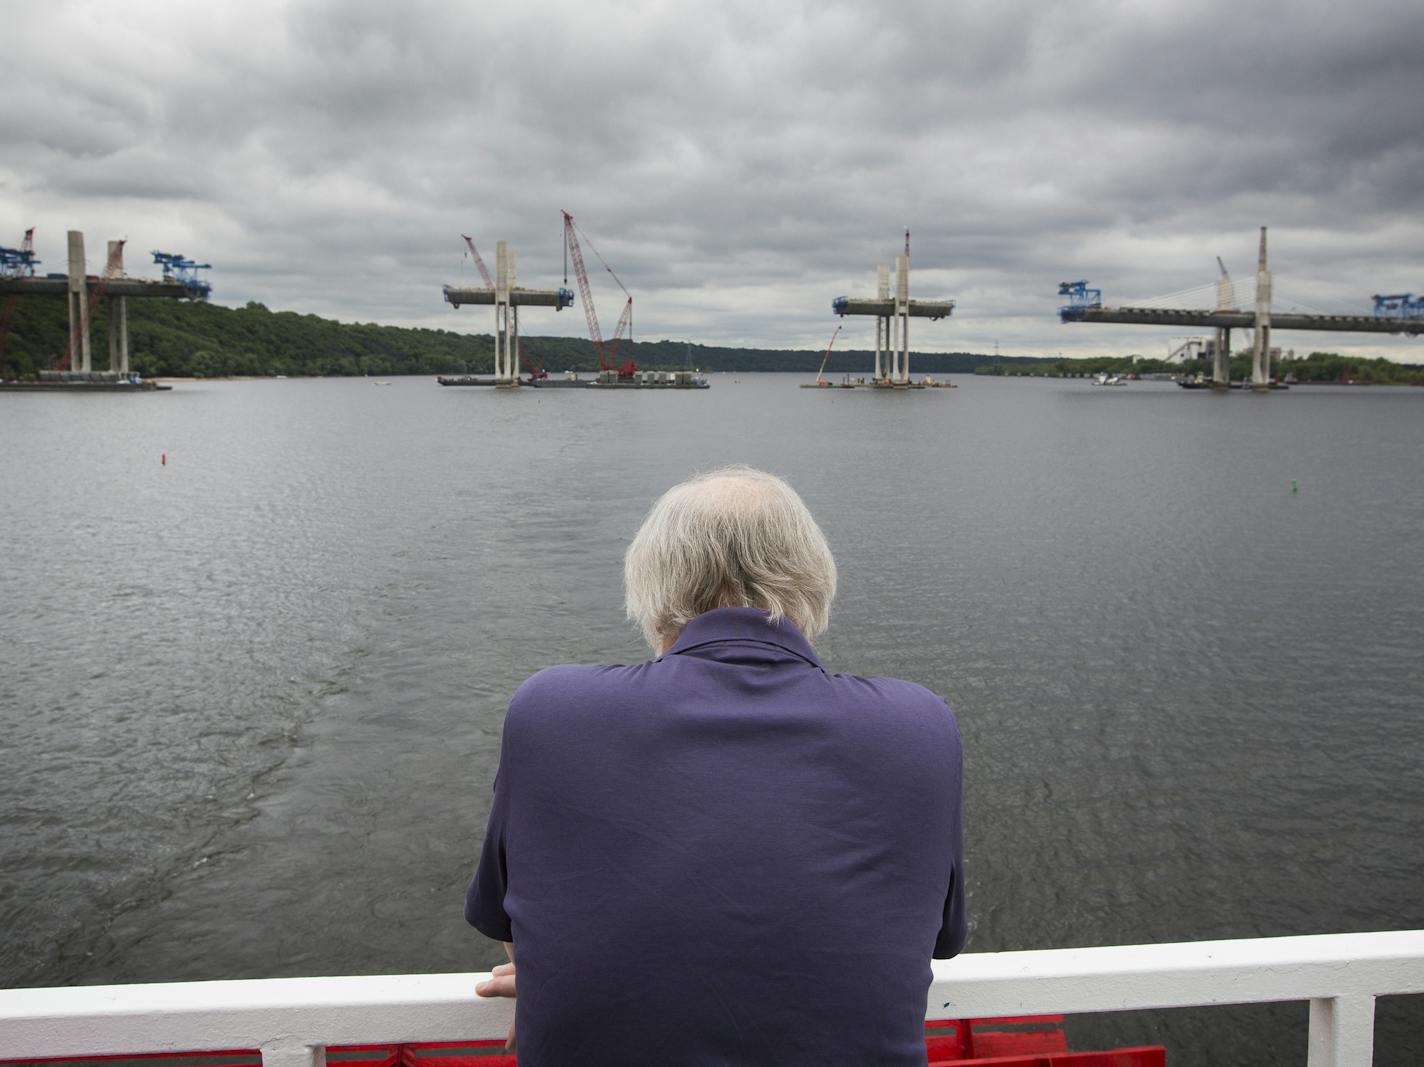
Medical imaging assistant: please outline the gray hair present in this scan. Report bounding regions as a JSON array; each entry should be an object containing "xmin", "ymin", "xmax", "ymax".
[{"xmin": 624, "ymin": 465, "xmax": 837, "ymax": 651}]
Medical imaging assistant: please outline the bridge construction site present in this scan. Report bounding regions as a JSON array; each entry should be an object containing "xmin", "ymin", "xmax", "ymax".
[
  {"xmin": 439, "ymin": 212, "xmax": 706, "ymax": 390},
  {"xmin": 1059, "ymin": 227, "xmax": 1422, "ymax": 391},
  {"xmin": 4, "ymin": 217, "xmax": 1417, "ymax": 395},
  {"xmin": 809, "ymin": 231, "xmax": 957, "ymax": 390},
  {"xmin": 0, "ymin": 228, "xmax": 212, "ymax": 391}
]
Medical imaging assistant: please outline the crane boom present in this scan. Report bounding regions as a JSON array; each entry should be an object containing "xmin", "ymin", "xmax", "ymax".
[
  {"xmin": 563, "ymin": 210, "xmax": 636, "ymax": 376},
  {"xmin": 562, "ymin": 211, "xmax": 607, "ymax": 370},
  {"xmin": 461, "ymin": 234, "xmax": 494, "ymax": 289},
  {"xmin": 608, "ymin": 296, "xmax": 634, "ymax": 375},
  {"xmin": 816, "ymin": 324, "xmax": 841, "ymax": 383}
]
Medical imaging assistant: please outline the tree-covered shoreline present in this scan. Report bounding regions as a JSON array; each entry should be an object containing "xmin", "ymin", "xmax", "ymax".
[{"xmin": 2, "ymin": 296, "xmax": 1419, "ymax": 384}]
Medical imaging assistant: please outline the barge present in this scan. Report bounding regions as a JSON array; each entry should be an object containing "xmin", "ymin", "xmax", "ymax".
[
  {"xmin": 438, "ymin": 370, "xmax": 709, "ymax": 390},
  {"xmin": 800, "ymin": 374, "xmax": 957, "ymax": 390},
  {"xmin": 0, "ymin": 371, "xmax": 171, "ymax": 392}
]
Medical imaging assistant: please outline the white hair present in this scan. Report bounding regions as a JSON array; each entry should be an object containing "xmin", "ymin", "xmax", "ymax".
[{"xmin": 624, "ymin": 465, "xmax": 837, "ymax": 651}]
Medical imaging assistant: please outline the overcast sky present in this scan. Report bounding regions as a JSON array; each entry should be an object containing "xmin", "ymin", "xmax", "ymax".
[{"xmin": 4, "ymin": 0, "xmax": 1422, "ymax": 360}]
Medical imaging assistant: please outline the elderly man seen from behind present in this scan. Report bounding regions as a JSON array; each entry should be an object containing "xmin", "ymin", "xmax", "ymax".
[{"xmin": 468, "ymin": 465, "xmax": 966, "ymax": 1066}]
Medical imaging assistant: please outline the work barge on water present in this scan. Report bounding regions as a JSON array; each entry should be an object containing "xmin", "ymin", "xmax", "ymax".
[
  {"xmin": 803, "ymin": 229, "xmax": 958, "ymax": 390},
  {"xmin": 443, "ymin": 217, "xmax": 709, "ymax": 391}
]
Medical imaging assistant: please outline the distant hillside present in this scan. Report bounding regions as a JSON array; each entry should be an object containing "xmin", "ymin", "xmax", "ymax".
[
  {"xmin": 4, "ymin": 297, "xmax": 1417, "ymax": 383},
  {"xmin": 0, "ymin": 297, "xmax": 1018, "ymax": 379}
]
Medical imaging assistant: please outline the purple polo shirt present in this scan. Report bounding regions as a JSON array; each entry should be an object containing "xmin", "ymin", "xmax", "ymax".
[{"xmin": 466, "ymin": 607, "xmax": 966, "ymax": 1066}]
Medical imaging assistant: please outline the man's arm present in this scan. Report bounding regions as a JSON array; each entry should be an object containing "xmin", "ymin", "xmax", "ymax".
[
  {"xmin": 475, "ymin": 942, "xmax": 516, "ymax": 1052},
  {"xmin": 476, "ymin": 942, "xmax": 516, "ymax": 997}
]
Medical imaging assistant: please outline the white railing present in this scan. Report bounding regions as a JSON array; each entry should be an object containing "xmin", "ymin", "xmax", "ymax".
[{"xmin": 2, "ymin": 932, "xmax": 1421, "ymax": 1067}]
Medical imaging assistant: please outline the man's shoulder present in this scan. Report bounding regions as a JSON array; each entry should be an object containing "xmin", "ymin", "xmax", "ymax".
[
  {"xmin": 830, "ymin": 671, "xmax": 955, "ymax": 715},
  {"xmin": 507, "ymin": 660, "xmax": 649, "ymax": 715}
]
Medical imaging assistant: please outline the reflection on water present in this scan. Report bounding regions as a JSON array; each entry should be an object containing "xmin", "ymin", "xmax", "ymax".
[{"xmin": 1, "ymin": 376, "xmax": 1421, "ymax": 1064}]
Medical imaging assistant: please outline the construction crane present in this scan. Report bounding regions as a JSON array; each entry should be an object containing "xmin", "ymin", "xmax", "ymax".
[
  {"xmin": 815, "ymin": 325, "xmax": 842, "ymax": 384},
  {"xmin": 1057, "ymin": 280, "xmax": 1102, "ymax": 320},
  {"xmin": 1214, "ymin": 256, "xmax": 1236, "ymax": 311},
  {"xmin": 460, "ymin": 234, "xmax": 494, "ymax": 289},
  {"xmin": 0, "ymin": 227, "xmax": 40, "ymax": 278},
  {"xmin": 151, "ymin": 251, "xmax": 213, "ymax": 298},
  {"xmin": 1373, "ymin": 292, "xmax": 1424, "ymax": 320},
  {"xmin": 60, "ymin": 240, "xmax": 127, "ymax": 371},
  {"xmin": 562, "ymin": 210, "xmax": 635, "ymax": 377}
]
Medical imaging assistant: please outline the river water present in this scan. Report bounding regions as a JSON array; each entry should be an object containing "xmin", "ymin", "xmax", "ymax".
[{"xmin": 1, "ymin": 374, "xmax": 1421, "ymax": 1064}]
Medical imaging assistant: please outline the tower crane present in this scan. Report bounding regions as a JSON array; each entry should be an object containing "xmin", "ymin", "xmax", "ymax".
[
  {"xmin": 562, "ymin": 210, "xmax": 635, "ymax": 377},
  {"xmin": 460, "ymin": 234, "xmax": 494, "ymax": 289}
]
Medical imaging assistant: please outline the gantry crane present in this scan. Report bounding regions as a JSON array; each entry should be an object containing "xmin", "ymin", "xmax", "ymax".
[
  {"xmin": 150, "ymin": 251, "xmax": 213, "ymax": 298},
  {"xmin": 562, "ymin": 210, "xmax": 635, "ymax": 378}
]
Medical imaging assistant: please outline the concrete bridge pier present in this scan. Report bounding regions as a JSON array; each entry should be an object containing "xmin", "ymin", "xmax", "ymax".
[
  {"xmin": 892, "ymin": 253, "xmax": 910, "ymax": 385},
  {"xmin": 874, "ymin": 265, "xmax": 889, "ymax": 380},
  {"xmin": 66, "ymin": 231, "xmax": 92, "ymax": 373},
  {"xmin": 105, "ymin": 241, "xmax": 129, "ymax": 375},
  {"xmin": 1251, "ymin": 227, "xmax": 1273, "ymax": 391},
  {"xmin": 1213, "ymin": 327, "xmax": 1231, "ymax": 388},
  {"xmin": 493, "ymin": 241, "xmax": 517, "ymax": 387}
]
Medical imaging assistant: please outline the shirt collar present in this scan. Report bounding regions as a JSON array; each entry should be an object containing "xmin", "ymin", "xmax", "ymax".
[{"xmin": 664, "ymin": 607, "xmax": 822, "ymax": 669}]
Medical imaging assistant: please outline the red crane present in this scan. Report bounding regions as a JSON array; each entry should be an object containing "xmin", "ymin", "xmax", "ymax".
[
  {"xmin": 562, "ymin": 210, "xmax": 635, "ymax": 377},
  {"xmin": 460, "ymin": 234, "xmax": 494, "ymax": 289}
]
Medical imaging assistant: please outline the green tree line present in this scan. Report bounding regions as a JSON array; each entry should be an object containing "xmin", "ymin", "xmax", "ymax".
[
  {"xmin": 975, "ymin": 350, "xmax": 1424, "ymax": 384},
  {"xmin": 3, "ymin": 295, "xmax": 1419, "ymax": 383}
]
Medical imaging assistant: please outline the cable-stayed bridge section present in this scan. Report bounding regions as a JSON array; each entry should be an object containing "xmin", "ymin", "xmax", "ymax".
[
  {"xmin": 0, "ymin": 229, "xmax": 212, "ymax": 377},
  {"xmin": 831, "ymin": 231, "xmax": 955, "ymax": 387},
  {"xmin": 442, "ymin": 236, "xmax": 573, "ymax": 386},
  {"xmin": 1058, "ymin": 228, "xmax": 1421, "ymax": 390}
]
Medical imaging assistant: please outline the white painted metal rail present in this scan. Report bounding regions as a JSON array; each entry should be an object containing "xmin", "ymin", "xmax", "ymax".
[{"xmin": 1, "ymin": 932, "xmax": 1420, "ymax": 1066}]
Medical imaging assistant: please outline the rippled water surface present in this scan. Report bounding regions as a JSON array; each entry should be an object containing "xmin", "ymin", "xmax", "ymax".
[{"xmin": 1, "ymin": 375, "xmax": 1421, "ymax": 1065}]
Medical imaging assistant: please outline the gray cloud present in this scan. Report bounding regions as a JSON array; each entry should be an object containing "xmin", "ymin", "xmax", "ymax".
[{"xmin": 3, "ymin": 0, "xmax": 1421, "ymax": 359}]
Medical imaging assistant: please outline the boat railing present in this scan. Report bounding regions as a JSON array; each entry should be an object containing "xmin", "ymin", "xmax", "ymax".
[{"xmin": 1, "ymin": 931, "xmax": 1421, "ymax": 1066}]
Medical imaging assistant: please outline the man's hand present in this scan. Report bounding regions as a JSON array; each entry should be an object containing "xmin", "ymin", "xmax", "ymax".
[
  {"xmin": 475, "ymin": 960, "xmax": 516, "ymax": 998},
  {"xmin": 475, "ymin": 943, "xmax": 516, "ymax": 1052}
]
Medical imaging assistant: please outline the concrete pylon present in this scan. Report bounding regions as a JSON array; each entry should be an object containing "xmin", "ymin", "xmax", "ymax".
[
  {"xmin": 1212, "ymin": 261, "xmax": 1233, "ymax": 389},
  {"xmin": 494, "ymin": 241, "xmax": 514, "ymax": 386},
  {"xmin": 894, "ymin": 253, "xmax": 910, "ymax": 384},
  {"xmin": 106, "ymin": 241, "xmax": 129, "ymax": 374},
  {"xmin": 1251, "ymin": 227, "xmax": 1272, "ymax": 390},
  {"xmin": 874, "ymin": 264, "xmax": 889, "ymax": 381},
  {"xmin": 66, "ymin": 230, "xmax": 91, "ymax": 373}
]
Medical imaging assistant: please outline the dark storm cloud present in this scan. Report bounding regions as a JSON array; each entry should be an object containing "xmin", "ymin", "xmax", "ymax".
[{"xmin": 3, "ymin": 0, "xmax": 1421, "ymax": 357}]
